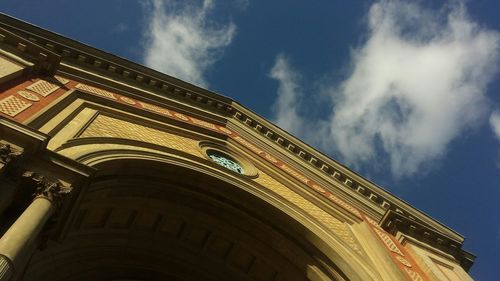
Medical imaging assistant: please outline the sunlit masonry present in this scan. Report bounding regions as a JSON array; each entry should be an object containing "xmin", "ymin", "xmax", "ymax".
[{"xmin": 0, "ymin": 13, "xmax": 475, "ymax": 281}]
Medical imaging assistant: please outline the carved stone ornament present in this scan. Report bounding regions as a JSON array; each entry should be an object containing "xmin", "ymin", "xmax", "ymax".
[
  {"xmin": 22, "ymin": 171, "xmax": 71, "ymax": 207},
  {"xmin": 0, "ymin": 143, "xmax": 21, "ymax": 165}
]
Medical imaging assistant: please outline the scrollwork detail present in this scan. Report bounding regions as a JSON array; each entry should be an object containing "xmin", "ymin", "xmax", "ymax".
[{"xmin": 22, "ymin": 171, "xmax": 71, "ymax": 208}]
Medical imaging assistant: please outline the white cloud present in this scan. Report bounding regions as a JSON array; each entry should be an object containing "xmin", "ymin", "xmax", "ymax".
[
  {"xmin": 143, "ymin": 0, "xmax": 236, "ymax": 87},
  {"xmin": 270, "ymin": 0, "xmax": 500, "ymax": 178},
  {"xmin": 113, "ymin": 23, "xmax": 128, "ymax": 33},
  {"xmin": 490, "ymin": 110, "xmax": 500, "ymax": 169},
  {"xmin": 270, "ymin": 54, "xmax": 304, "ymax": 136},
  {"xmin": 233, "ymin": 0, "xmax": 250, "ymax": 11},
  {"xmin": 490, "ymin": 110, "xmax": 500, "ymax": 140}
]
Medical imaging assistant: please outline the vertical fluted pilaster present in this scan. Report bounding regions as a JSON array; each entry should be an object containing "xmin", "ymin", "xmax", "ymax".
[
  {"xmin": 0, "ymin": 197, "xmax": 53, "ymax": 281},
  {"xmin": 0, "ymin": 255, "xmax": 13, "ymax": 280},
  {"xmin": 0, "ymin": 172, "xmax": 71, "ymax": 281}
]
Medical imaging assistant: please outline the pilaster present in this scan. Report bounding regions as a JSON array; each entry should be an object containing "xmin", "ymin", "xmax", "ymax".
[
  {"xmin": 0, "ymin": 255, "xmax": 13, "ymax": 280},
  {"xmin": 0, "ymin": 172, "xmax": 71, "ymax": 281}
]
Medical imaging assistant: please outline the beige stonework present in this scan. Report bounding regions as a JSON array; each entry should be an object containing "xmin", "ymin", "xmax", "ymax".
[
  {"xmin": 79, "ymin": 114, "xmax": 204, "ymax": 158},
  {"xmin": 0, "ymin": 55, "xmax": 23, "ymax": 83},
  {"xmin": 254, "ymin": 170, "xmax": 363, "ymax": 255},
  {"xmin": 403, "ymin": 237, "xmax": 473, "ymax": 281}
]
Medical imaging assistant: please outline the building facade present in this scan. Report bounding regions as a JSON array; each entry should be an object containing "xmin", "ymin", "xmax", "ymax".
[{"xmin": 0, "ymin": 14, "xmax": 474, "ymax": 281}]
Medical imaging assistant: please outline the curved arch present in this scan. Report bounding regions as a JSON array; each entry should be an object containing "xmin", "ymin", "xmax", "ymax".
[{"xmin": 26, "ymin": 140, "xmax": 382, "ymax": 281}]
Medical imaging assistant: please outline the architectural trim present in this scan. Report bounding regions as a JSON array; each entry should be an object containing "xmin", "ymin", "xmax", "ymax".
[
  {"xmin": 0, "ymin": 25, "xmax": 59, "ymax": 76},
  {"xmin": 0, "ymin": 14, "xmax": 233, "ymax": 116},
  {"xmin": 230, "ymin": 105, "xmax": 465, "ymax": 243},
  {"xmin": 382, "ymin": 210, "xmax": 475, "ymax": 271}
]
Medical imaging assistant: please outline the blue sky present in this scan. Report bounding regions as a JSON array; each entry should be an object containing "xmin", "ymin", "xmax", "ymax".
[{"xmin": 2, "ymin": 0, "xmax": 499, "ymax": 279}]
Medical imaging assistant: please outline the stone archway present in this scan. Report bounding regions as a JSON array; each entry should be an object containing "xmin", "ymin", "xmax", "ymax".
[{"xmin": 22, "ymin": 157, "xmax": 354, "ymax": 281}]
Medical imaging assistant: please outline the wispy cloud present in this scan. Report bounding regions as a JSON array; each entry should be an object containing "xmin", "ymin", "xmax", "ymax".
[
  {"xmin": 233, "ymin": 0, "xmax": 250, "ymax": 11},
  {"xmin": 270, "ymin": 54, "xmax": 304, "ymax": 136},
  {"xmin": 113, "ymin": 22, "xmax": 128, "ymax": 33},
  {"xmin": 142, "ymin": 0, "xmax": 236, "ymax": 87},
  {"xmin": 490, "ymin": 110, "xmax": 500, "ymax": 168},
  {"xmin": 490, "ymin": 110, "xmax": 500, "ymax": 140},
  {"xmin": 270, "ymin": 0, "xmax": 500, "ymax": 178}
]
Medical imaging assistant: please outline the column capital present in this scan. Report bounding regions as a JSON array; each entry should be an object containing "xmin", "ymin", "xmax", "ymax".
[
  {"xmin": 21, "ymin": 171, "xmax": 71, "ymax": 208},
  {"xmin": 0, "ymin": 143, "xmax": 22, "ymax": 167}
]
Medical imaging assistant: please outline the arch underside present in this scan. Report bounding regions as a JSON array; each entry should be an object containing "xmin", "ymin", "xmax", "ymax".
[{"xmin": 23, "ymin": 158, "xmax": 351, "ymax": 281}]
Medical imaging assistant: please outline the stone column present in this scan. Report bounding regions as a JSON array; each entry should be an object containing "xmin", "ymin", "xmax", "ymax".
[
  {"xmin": 0, "ymin": 143, "xmax": 21, "ymax": 215},
  {"xmin": 0, "ymin": 172, "xmax": 70, "ymax": 280}
]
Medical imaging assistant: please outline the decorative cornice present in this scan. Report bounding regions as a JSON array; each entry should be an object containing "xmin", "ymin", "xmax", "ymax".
[
  {"xmin": 0, "ymin": 25, "xmax": 60, "ymax": 75},
  {"xmin": 0, "ymin": 14, "xmax": 234, "ymax": 117},
  {"xmin": 232, "ymin": 107, "xmax": 398, "ymax": 209},
  {"xmin": 381, "ymin": 210, "xmax": 475, "ymax": 271},
  {"xmin": 230, "ymin": 104, "xmax": 464, "ymax": 243}
]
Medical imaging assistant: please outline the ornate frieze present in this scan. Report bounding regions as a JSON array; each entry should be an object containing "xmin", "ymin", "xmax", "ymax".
[
  {"xmin": 0, "ymin": 75, "xmax": 71, "ymax": 122},
  {"xmin": 17, "ymin": 91, "xmax": 40, "ymax": 102},
  {"xmin": 0, "ymin": 95, "xmax": 32, "ymax": 117},
  {"xmin": 75, "ymin": 83, "xmax": 117, "ymax": 100},
  {"xmin": 25, "ymin": 79, "xmax": 61, "ymax": 97}
]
